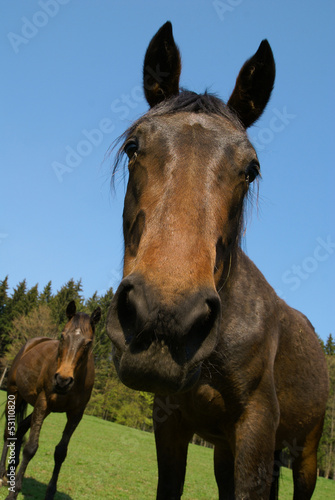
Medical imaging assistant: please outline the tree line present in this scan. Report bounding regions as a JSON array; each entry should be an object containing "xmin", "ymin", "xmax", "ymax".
[{"xmin": 0, "ymin": 277, "xmax": 334, "ymax": 478}]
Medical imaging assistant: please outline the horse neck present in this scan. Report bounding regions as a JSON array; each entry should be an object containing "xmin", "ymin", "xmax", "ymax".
[
  {"xmin": 76, "ymin": 352, "xmax": 94, "ymax": 387},
  {"xmin": 219, "ymin": 247, "xmax": 276, "ymax": 313}
]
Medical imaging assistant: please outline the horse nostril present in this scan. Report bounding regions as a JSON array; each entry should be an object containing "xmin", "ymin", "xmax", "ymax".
[
  {"xmin": 179, "ymin": 292, "xmax": 221, "ymax": 362},
  {"xmin": 186, "ymin": 294, "xmax": 220, "ymax": 333},
  {"xmin": 116, "ymin": 278, "xmax": 150, "ymax": 345},
  {"xmin": 205, "ymin": 295, "xmax": 221, "ymax": 331},
  {"xmin": 54, "ymin": 373, "xmax": 74, "ymax": 389}
]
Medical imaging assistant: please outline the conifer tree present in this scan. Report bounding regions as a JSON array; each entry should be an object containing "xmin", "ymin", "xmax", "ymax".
[
  {"xmin": 50, "ymin": 279, "xmax": 83, "ymax": 328},
  {"xmin": 0, "ymin": 277, "xmax": 10, "ymax": 357},
  {"xmin": 8, "ymin": 279, "xmax": 27, "ymax": 319},
  {"xmin": 325, "ymin": 334, "xmax": 335, "ymax": 356},
  {"xmin": 39, "ymin": 281, "xmax": 53, "ymax": 304},
  {"xmin": 25, "ymin": 284, "xmax": 39, "ymax": 312}
]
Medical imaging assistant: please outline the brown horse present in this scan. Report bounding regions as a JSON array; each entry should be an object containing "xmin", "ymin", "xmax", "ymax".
[
  {"xmin": 0, "ymin": 301, "xmax": 101, "ymax": 500},
  {"xmin": 107, "ymin": 22, "xmax": 329, "ymax": 499}
]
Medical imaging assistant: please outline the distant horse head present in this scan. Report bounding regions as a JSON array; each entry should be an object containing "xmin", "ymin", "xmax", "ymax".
[
  {"xmin": 107, "ymin": 22, "xmax": 275, "ymax": 394},
  {"xmin": 54, "ymin": 301, "xmax": 101, "ymax": 394}
]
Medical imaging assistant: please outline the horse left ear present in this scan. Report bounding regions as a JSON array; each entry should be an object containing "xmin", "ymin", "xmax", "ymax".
[
  {"xmin": 66, "ymin": 301, "xmax": 76, "ymax": 319},
  {"xmin": 228, "ymin": 40, "xmax": 275, "ymax": 128},
  {"xmin": 90, "ymin": 307, "xmax": 101, "ymax": 327},
  {"xmin": 143, "ymin": 21, "xmax": 181, "ymax": 108}
]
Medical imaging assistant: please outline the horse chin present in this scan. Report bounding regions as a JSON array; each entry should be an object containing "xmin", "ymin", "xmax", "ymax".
[
  {"xmin": 112, "ymin": 345, "xmax": 201, "ymax": 395},
  {"xmin": 53, "ymin": 382, "xmax": 74, "ymax": 395}
]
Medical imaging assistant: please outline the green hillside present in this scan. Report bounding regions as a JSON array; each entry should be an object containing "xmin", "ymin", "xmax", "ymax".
[{"xmin": 0, "ymin": 391, "xmax": 333, "ymax": 499}]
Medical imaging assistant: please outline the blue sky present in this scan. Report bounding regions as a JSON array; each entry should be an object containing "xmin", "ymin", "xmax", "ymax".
[{"xmin": 1, "ymin": 1, "xmax": 334, "ymax": 342}]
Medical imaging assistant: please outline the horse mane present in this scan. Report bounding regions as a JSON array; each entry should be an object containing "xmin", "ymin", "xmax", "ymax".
[{"xmin": 144, "ymin": 90, "xmax": 243, "ymax": 125}]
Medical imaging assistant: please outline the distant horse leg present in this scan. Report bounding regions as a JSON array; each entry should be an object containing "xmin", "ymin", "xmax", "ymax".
[
  {"xmin": 214, "ymin": 445, "xmax": 234, "ymax": 499},
  {"xmin": 7, "ymin": 396, "xmax": 48, "ymax": 500},
  {"xmin": 292, "ymin": 420, "xmax": 324, "ymax": 500},
  {"xmin": 12, "ymin": 413, "xmax": 33, "ymax": 472},
  {"xmin": 269, "ymin": 450, "xmax": 282, "ymax": 500},
  {"xmin": 44, "ymin": 410, "xmax": 84, "ymax": 500},
  {"xmin": 154, "ymin": 397, "xmax": 193, "ymax": 500},
  {"xmin": 1, "ymin": 412, "xmax": 33, "ymax": 488},
  {"xmin": 0, "ymin": 426, "xmax": 10, "ymax": 484}
]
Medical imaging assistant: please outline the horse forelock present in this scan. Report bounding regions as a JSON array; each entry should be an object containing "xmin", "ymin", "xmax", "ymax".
[
  {"xmin": 65, "ymin": 312, "xmax": 94, "ymax": 339},
  {"xmin": 111, "ymin": 90, "xmax": 244, "ymax": 184}
]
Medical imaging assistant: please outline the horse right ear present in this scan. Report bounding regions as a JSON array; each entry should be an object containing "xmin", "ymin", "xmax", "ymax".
[
  {"xmin": 143, "ymin": 21, "xmax": 181, "ymax": 108},
  {"xmin": 227, "ymin": 40, "xmax": 275, "ymax": 128},
  {"xmin": 66, "ymin": 301, "xmax": 76, "ymax": 319},
  {"xmin": 90, "ymin": 307, "xmax": 101, "ymax": 327}
]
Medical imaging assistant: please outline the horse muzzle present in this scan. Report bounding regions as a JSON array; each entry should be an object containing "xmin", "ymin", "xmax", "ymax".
[
  {"xmin": 107, "ymin": 274, "xmax": 221, "ymax": 394},
  {"xmin": 53, "ymin": 372, "xmax": 74, "ymax": 394}
]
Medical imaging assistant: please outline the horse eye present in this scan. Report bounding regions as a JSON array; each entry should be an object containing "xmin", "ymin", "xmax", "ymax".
[
  {"xmin": 84, "ymin": 339, "xmax": 92, "ymax": 350},
  {"xmin": 246, "ymin": 161, "xmax": 260, "ymax": 184},
  {"xmin": 124, "ymin": 139, "xmax": 138, "ymax": 159}
]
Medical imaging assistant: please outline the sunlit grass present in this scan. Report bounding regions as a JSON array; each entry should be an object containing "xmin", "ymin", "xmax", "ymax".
[{"xmin": 0, "ymin": 391, "xmax": 333, "ymax": 499}]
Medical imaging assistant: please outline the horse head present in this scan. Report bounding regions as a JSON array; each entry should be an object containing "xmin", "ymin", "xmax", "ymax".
[
  {"xmin": 107, "ymin": 22, "xmax": 275, "ymax": 394},
  {"xmin": 54, "ymin": 301, "xmax": 101, "ymax": 394}
]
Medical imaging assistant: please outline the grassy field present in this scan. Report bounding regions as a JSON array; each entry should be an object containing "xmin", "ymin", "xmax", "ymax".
[{"xmin": 0, "ymin": 391, "xmax": 334, "ymax": 499}]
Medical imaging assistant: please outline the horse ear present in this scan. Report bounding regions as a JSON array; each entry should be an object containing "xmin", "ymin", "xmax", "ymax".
[
  {"xmin": 90, "ymin": 307, "xmax": 101, "ymax": 327},
  {"xmin": 143, "ymin": 21, "xmax": 181, "ymax": 107},
  {"xmin": 227, "ymin": 40, "xmax": 275, "ymax": 128},
  {"xmin": 66, "ymin": 301, "xmax": 76, "ymax": 319}
]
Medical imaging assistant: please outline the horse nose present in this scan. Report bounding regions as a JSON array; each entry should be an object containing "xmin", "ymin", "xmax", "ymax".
[
  {"xmin": 54, "ymin": 373, "xmax": 74, "ymax": 391},
  {"xmin": 109, "ymin": 275, "xmax": 221, "ymax": 363}
]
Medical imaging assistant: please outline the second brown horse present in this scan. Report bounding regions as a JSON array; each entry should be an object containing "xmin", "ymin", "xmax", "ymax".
[{"xmin": 0, "ymin": 301, "xmax": 101, "ymax": 500}]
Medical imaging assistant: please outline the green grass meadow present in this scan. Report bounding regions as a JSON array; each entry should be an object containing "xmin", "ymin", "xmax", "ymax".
[{"xmin": 0, "ymin": 391, "xmax": 333, "ymax": 499}]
